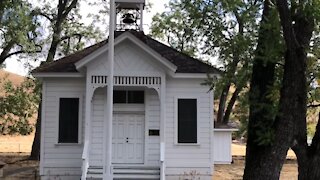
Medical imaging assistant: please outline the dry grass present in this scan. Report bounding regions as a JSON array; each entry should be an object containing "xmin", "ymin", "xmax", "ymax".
[{"xmin": 0, "ymin": 133, "xmax": 34, "ymax": 153}]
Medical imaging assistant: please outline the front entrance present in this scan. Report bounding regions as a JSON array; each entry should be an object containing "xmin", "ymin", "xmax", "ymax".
[{"xmin": 112, "ymin": 113, "xmax": 144, "ymax": 164}]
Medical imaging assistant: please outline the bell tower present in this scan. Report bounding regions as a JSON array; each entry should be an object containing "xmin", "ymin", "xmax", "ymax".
[{"xmin": 115, "ymin": 0, "xmax": 146, "ymax": 31}]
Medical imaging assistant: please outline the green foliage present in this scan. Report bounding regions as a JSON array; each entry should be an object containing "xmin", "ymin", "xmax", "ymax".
[
  {"xmin": 0, "ymin": 0, "xmax": 41, "ymax": 63},
  {"xmin": 255, "ymin": 127, "xmax": 275, "ymax": 145},
  {"xmin": 151, "ymin": 0, "xmax": 262, "ymax": 125},
  {"xmin": 32, "ymin": 0, "xmax": 104, "ymax": 60},
  {"xmin": 0, "ymin": 76, "xmax": 40, "ymax": 135},
  {"xmin": 150, "ymin": 0, "xmax": 203, "ymax": 57}
]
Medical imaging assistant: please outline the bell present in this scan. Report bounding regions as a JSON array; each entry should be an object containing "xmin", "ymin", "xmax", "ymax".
[{"xmin": 122, "ymin": 13, "xmax": 135, "ymax": 24}]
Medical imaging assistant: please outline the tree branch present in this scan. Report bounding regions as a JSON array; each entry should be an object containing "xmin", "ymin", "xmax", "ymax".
[
  {"xmin": 275, "ymin": 0, "xmax": 299, "ymax": 50},
  {"xmin": 32, "ymin": 10, "xmax": 53, "ymax": 22},
  {"xmin": 308, "ymin": 113, "xmax": 320, "ymax": 156},
  {"xmin": 59, "ymin": 33, "xmax": 82, "ymax": 42},
  {"xmin": 2, "ymin": 45, "xmax": 42, "ymax": 60},
  {"xmin": 307, "ymin": 104, "xmax": 320, "ymax": 108},
  {"xmin": 62, "ymin": 0, "xmax": 78, "ymax": 20},
  {"xmin": 0, "ymin": 41, "xmax": 15, "ymax": 64}
]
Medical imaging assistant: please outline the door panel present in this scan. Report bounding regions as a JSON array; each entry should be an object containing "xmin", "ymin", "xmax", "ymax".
[{"xmin": 112, "ymin": 113, "xmax": 144, "ymax": 164}]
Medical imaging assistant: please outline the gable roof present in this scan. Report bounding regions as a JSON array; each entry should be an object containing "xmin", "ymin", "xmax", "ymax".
[{"xmin": 33, "ymin": 30, "xmax": 221, "ymax": 74}]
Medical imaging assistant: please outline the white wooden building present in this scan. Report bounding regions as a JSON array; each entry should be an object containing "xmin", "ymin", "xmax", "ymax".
[{"xmin": 32, "ymin": 1, "xmax": 225, "ymax": 179}]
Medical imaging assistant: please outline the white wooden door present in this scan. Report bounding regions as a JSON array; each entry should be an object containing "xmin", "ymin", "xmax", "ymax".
[{"xmin": 112, "ymin": 113, "xmax": 144, "ymax": 164}]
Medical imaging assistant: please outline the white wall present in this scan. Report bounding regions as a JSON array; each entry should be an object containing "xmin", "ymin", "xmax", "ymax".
[
  {"xmin": 41, "ymin": 78, "xmax": 85, "ymax": 178},
  {"xmin": 89, "ymin": 87, "xmax": 105, "ymax": 166},
  {"xmin": 165, "ymin": 78, "xmax": 213, "ymax": 178},
  {"xmin": 213, "ymin": 130, "xmax": 234, "ymax": 164}
]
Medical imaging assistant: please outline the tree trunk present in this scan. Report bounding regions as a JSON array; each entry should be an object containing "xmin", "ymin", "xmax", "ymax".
[
  {"xmin": 29, "ymin": 101, "xmax": 41, "ymax": 160},
  {"xmin": 245, "ymin": 0, "xmax": 315, "ymax": 179},
  {"xmin": 222, "ymin": 86, "xmax": 242, "ymax": 124},
  {"xmin": 275, "ymin": 1, "xmax": 315, "ymax": 180},
  {"xmin": 216, "ymin": 85, "xmax": 230, "ymax": 123},
  {"xmin": 244, "ymin": 1, "xmax": 286, "ymax": 179}
]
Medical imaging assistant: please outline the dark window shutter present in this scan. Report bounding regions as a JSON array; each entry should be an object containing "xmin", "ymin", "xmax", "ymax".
[
  {"xmin": 59, "ymin": 98, "xmax": 79, "ymax": 143},
  {"xmin": 178, "ymin": 99, "xmax": 197, "ymax": 143}
]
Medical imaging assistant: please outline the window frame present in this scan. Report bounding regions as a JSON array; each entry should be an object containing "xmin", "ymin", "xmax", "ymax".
[
  {"xmin": 55, "ymin": 94, "xmax": 83, "ymax": 145},
  {"xmin": 174, "ymin": 96, "xmax": 200, "ymax": 145}
]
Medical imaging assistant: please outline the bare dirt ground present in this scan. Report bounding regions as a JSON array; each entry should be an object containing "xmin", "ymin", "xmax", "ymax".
[
  {"xmin": 0, "ymin": 142, "xmax": 298, "ymax": 180},
  {"xmin": 0, "ymin": 153, "xmax": 39, "ymax": 180},
  {"xmin": 213, "ymin": 143, "xmax": 298, "ymax": 180},
  {"xmin": 213, "ymin": 158, "xmax": 298, "ymax": 180}
]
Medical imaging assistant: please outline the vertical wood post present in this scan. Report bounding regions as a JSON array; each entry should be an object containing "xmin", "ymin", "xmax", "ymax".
[
  {"xmin": 160, "ymin": 75, "xmax": 166, "ymax": 180},
  {"xmin": 103, "ymin": 0, "xmax": 115, "ymax": 179}
]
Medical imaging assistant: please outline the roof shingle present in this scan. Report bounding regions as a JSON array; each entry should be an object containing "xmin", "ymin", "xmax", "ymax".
[{"xmin": 33, "ymin": 31, "xmax": 221, "ymax": 74}]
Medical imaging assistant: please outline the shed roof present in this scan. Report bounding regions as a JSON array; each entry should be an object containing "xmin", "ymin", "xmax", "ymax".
[{"xmin": 33, "ymin": 30, "xmax": 221, "ymax": 74}]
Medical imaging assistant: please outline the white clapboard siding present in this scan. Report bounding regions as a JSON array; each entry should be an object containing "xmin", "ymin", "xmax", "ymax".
[
  {"xmin": 165, "ymin": 78, "xmax": 213, "ymax": 175},
  {"xmin": 42, "ymin": 78, "xmax": 85, "ymax": 175},
  {"xmin": 89, "ymin": 88, "xmax": 105, "ymax": 166},
  {"xmin": 87, "ymin": 40, "xmax": 165, "ymax": 76},
  {"xmin": 145, "ymin": 89, "xmax": 160, "ymax": 166},
  {"xmin": 213, "ymin": 129, "xmax": 235, "ymax": 164}
]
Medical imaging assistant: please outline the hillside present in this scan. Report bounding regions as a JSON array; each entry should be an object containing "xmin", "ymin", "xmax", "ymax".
[{"xmin": 0, "ymin": 69, "xmax": 25, "ymax": 85}]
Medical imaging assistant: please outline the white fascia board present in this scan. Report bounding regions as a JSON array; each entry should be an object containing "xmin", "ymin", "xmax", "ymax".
[
  {"xmin": 75, "ymin": 31, "xmax": 177, "ymax": 73},
  {"xmin": 170, "ymin": 73, "xmax": 218, "ymax": 79},
  {"xmin": 213, "ymin": 128, "xmax": 238, "ymax": 132},
  {"xmin": 33, "ymin": 72, "xmax": 84, "ymax": 78}
]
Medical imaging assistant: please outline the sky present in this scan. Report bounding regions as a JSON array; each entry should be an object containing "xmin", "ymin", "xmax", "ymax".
[{"xmin": 4, "ymin": 0, "xmax": 169, "ymax": 76}]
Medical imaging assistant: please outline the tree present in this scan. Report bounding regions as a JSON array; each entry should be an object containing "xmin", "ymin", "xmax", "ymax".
[
  {"xmin": 244, "ymin": 0, "xmax": 284, "ymax": 178},
  {"xmin": 276, "ymin": 0, "xmax": 320, "ymax": 179},
  {"xmin": 29, "ymin": 0, "xmax": 104, "ymax": 160},
  {"xmin": 244, "ymin": 0, "xmax": 320, "ymax": 179},
  {"xmin": 0, "ymin": 0, "xmax": 41, "ymax": 65},
  {"xmin": 151, "ymin": 0, "xmax": 261, "ymax": 125},
  {"xmin": 0, "ymin": 76, "xmax": 40, "ymax": 135}
]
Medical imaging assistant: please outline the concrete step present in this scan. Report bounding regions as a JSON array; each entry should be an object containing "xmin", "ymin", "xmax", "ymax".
[{"xmin": 86, "ymin": 166, "xmax": 160, "ymax": 179}]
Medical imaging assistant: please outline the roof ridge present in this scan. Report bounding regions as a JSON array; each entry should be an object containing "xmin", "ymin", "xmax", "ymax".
[{"xmin": 33, "ymin": 30, "xmax": 221, "ymax": 74}]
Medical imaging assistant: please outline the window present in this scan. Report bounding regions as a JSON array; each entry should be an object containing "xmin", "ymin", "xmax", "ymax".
[
  {"xmin": 177, "ymin": 99, "xmax": 197, "ymax": 143},
  {"xmin": 58, "ymin": 98, "xmax": 79, "ymax": 143},
  {"xmin": 113, "ymin": 90, "xmax": 144, "ymax": 104}
]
